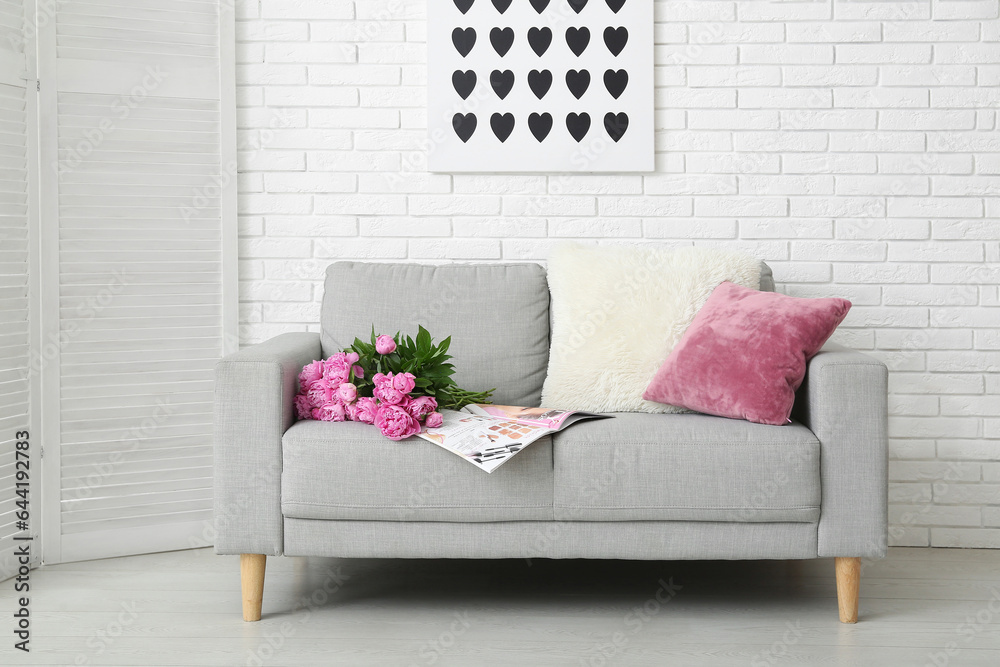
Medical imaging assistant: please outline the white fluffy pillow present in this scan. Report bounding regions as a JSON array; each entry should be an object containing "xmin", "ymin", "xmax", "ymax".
[{"xmin": 541, "ymin": 244, "xmax": 761, "ymax": 413}]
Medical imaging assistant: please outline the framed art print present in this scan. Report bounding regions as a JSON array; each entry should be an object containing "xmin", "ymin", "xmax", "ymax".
[{"xmin": 427, "ymin": 0, "xmax": 654, "ymax": 173}]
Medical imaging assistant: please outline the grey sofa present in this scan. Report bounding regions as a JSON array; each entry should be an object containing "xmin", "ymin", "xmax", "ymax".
[{"xmin": 214, "ymin": 261, "xmax": 888, "ymax": 624}]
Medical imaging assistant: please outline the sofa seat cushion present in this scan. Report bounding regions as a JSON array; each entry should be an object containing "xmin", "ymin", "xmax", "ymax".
[
  {"xmin": 281, "ymin": 420, "xmax": 554, "ymax": 522},
  {"xmin": 552, "ymin": 413, "xmax": 820, "ymax": 523}
]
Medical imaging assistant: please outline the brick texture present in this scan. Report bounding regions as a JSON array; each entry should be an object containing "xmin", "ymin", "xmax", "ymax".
[{"xmin": 236, "ymin": 0, "xmax": 1000, "ymax": 548}]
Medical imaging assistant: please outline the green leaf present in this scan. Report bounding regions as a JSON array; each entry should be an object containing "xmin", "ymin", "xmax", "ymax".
[
  {"xmin": 352, "ymin": 337, "xmax": 372, "ymax": 357},
  {"xmin": 416, "ymin": 325, "xmax": 432, "ymax": 356}
]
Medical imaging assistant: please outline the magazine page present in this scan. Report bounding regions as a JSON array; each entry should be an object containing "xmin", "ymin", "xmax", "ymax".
[
  {"xmin": 416, "ymin": 409, "xmax": 552, "ymax": 473},
  {"xmin": 464, "ymin": 404, "xmax": 606, "ymax": 430}
]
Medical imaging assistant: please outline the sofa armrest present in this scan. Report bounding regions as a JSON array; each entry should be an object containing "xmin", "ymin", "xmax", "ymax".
[
  {"xmin": 213, "ymin": 332, "xmax": 322, "ymax": 556},
  {"xmin": 794, "ymin": 342, "xmax": 888, "ymax": 559}
]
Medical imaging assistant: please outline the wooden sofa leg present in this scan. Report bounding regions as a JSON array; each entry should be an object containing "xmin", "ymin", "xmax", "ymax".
[
  {"xmin": 241, "ymin": 554, "xmax": 266, "ymax": 621},
  {"xmin": 835, "ymin": 557, "xmax": 860, "ymax": 623}
]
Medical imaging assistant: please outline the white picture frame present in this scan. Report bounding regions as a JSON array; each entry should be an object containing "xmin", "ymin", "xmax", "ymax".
[{"xmin": 427, "ymin": 0, "xmax": 654, "ymax": 173}]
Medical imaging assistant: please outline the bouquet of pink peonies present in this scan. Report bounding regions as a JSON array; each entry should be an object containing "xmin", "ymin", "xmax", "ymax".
[{"xmin": 294, "ymin": 326, "xmax": 494, "ymax": 440}]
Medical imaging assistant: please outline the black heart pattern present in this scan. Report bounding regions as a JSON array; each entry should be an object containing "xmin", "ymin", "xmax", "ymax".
[
  {"xmin": 490, "ymin": 27, "xmax": 514, "ymax": 56},
  {"xmin": 566, "ymin": 27, "xmax": 590, "ymax": 56},
  {"xmin": 527, "ymin": 27, "xmax": 552, "ymax": 56},
  {"xmin": 566, "ymin": 69, "xmax": 591, "ymax": 99},
  {"xmin": 566, "ymin": 113, "xmax": 591, "ymax": 142},
  {"xmin": 490, "ymin": 69, "xmax": 514, "ymax": 99},
  {"xmin": 604, "ymin": 26, "xmax": 627, "ymax": 56},
  {"xmin": 604, "ymin": 112, "xmax": 628, "ymax": 142},
  {"xmin": 453, "ymin": 113, "xmax": 477, "ymax": 142},
  {"xmin": 603, "ymin": 69, "xmax": 627, "ymax": 99},
  {"xmin": 528, "ymin": 113, "xmax": 552, "ymax": 141},
  {"xmin": 491, "ymin": 113, "xmax": 515, "ymax": 142},
  {"xmin": 452, "ymin": 70, "xmax": 477, "ymax": 99},
  {"xmin": 452, "ymin": 28, "xmax": 476, "ymax": 57},
  {"xmin": 528, "ymin": 69, "xmax": 552, "ymax": 99},
  {"xmin": 446, "ymin": 7, "xmax": 635, "ymax": 155}
]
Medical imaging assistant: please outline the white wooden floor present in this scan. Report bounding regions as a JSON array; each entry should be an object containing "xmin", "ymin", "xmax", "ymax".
[{"xmin": 1, "ymin": 547, "xmax": 999, "ymax": 666}]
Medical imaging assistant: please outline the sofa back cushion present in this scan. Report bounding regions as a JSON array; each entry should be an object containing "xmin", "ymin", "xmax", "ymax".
[
  {"xmin": 321, "ymin": 262, "xmax": 550, "ymax": 406},
  {"xmin": 759, "ymin": 261, "xmax": 775, "ymax": 292}
]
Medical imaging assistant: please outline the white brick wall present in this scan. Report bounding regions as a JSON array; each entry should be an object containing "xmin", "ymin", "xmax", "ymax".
[{"xmin": 235, "ymin": 0, "xmax": 1000, "ymax": 548}]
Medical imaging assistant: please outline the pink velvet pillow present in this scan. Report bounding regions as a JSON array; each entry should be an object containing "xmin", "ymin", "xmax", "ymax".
[{"xmin": 643, "ymin": 282, "xmax": 851, "ymax": 425}]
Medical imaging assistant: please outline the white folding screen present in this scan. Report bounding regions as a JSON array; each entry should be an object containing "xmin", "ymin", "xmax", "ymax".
[
  {"xmin": 36, "ymin": 0, "xmax": 235, "ymax": 562},
  {"xmin": 0, "ymin": 0, "xmax": 39, "ymax": 579}
]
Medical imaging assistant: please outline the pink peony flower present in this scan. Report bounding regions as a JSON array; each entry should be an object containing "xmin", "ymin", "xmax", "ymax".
[
  {"xmin": 425, "ymin": 412, "xmax": 444, "ymax": 429},
  {"xmin": 312, "ymin": 402, "xmax": 346, "ymax": 422},
  {"xmin": 373, "ymin": 372, "xmax": 389, "ymax": 387},
  {"xmin": 345, "ymin": 401, "xmax": 359, "ymax": 422},
  {"xmin": 354, "ymin": 397, "xmax": 378, "ymax": 424},
  {"xmin": 374, "ymin": 382, "xmax": 404, "ymax": 405},
  {"xmin": 323, "ymin": 353, "xmax": 351, "ymax": 385},
  {"xmin": 375, "ymin": 334, "xmax": 397, "ymax": 355},
  {"xmin": 294, "ymin": 394, "xmax": 314, "ymax": 420},
  {"xmin": 337, "ymin": 382, "xmax": 358, "ymax": 403},
  {"xmin": 298, "ymin": 360, "xmax": 325, "ymax": 389},
  {"xmin": 392, "ymin": 372, "xmax": 416, "ymax": 395},
  {"xmin": 346, "ymin": 352, "xmax": 360, "ymax": 365},
  {"xmin": 374, "ymin": 404, "xmax": 421, "ymax": 440},
  {"xmin": 352, "ymin": 364, "xmax": 365, "ymax": 379},
  {"xmin": 307, "ymin": 379, "xmax": 335, "ymax": 407},
  {"xmin": 407, "ymin": 395, "xmax": 437, "ymax": 420}
]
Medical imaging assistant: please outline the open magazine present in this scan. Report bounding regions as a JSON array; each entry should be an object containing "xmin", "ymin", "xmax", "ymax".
[{"xmin": 416, "ymin": 404, "xmax": 610, "ymax": 473}]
